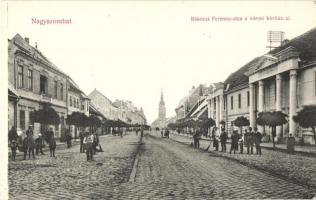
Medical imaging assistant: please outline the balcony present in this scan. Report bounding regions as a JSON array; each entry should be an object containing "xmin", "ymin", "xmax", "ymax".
[{"xmin": 41, "ymin": 93, "xmax": 52, "ymax": 103}]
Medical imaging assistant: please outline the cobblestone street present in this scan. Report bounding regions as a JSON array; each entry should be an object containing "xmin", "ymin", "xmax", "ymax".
[{"xmin": 9, "ymin": 132, "xmax": 315, "ymax": 199}]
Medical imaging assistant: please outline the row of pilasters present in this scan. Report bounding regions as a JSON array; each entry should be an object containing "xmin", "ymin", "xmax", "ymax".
[
  {"xmin": 249, "ymin": 69, "xmax": 297, "ymax": 136},
  {"xmin": 207, "ymin": 96, "xmax": 223, "ymax": 130}
]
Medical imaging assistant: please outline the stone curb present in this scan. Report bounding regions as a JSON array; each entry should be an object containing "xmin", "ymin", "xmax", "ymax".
[{"xmin": 172, "ymin": 133, "xmax": 316, "ymax": 157}]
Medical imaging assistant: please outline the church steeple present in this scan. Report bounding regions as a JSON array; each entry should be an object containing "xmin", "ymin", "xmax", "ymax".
[
  {"xmin": 159, "ymin": 89, "xmax": 166, "ymax": 120},
  {"xmin": 160, "ymin": 89, "xmax": 165, "ymax": 106}
]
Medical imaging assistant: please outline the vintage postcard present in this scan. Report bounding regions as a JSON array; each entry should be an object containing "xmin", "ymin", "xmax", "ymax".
[{"xmin": 1, "ymin": 1, "xmax": 316, "ymax": 199}]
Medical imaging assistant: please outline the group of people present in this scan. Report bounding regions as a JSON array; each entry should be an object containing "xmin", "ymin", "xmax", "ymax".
[
  {"xmin": 160, "ymin": 129, "xmax": 170, "ymax": 138},
  {"xmin": 203, "ymin": 126, "xmax": 263, "ymax": 155},
  {"xmin": 8, "ymin": 125, "xmax": 57, "ymax": 160}
]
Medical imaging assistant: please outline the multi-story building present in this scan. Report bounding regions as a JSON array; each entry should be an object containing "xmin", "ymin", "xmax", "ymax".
[
  {"xmin": 175, "ymin": 84, "xmax": 209, "ymax": 120},
  {"xmin": 113, "ymin": 99, "xmax": 147, "ymax": 125},
  {"xmin": 67, "ymin": 78, "xmax": 90, "ymax": 138},
  {"xmin": 206, "ymin": 27, "xmax": 316, "ymax": 144},
  {"xmin": 88, "ymin": 89, "xmax": 119, "ymax": 120},
  {"xmin": 8, "ymin": 34, "xmax": 68, "ymax": 137}
]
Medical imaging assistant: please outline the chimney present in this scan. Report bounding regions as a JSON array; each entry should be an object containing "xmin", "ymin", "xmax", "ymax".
[
  {"xmin": 24, "ymin": 37, "xmax": 29, "ymax": 44},
  {"xmin": 35, "ymin": 42, "xmax": 38, "ymax": 49}
]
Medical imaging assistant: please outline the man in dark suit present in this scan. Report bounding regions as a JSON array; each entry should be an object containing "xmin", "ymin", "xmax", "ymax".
[{"xmin": 254, "ymin": 127, "xmax": 262, "ymax": 155}]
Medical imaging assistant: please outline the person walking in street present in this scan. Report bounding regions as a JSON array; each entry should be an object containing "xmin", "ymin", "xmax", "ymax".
[
  {"xmin": 79, "ymin": 131, "xmax": 85, "ymax": 153},
  {"xmin": 230, "ymin": 130, "xmax": 239, "ymax": 154},
  {"xmin": 254, "ymin": 127, "xmax": 262, "ymax": 155},
  {"xmin": 49, "ymin": 134, "xmax": 56, "ymax": 157},
  {"xmin": 160, "ymin": 129, "xmax": 164, "ymax": 138},
  {"xmin": 246, "ymin": 127, "xmax": 254, "ymax": 154},
  {"xmin": 220, "ymin": 128, "xmax": 228, "ymax": 152},
  {"xmin": 84, "ymin": 132, "xmax": 94, "ymax": 161},
  {"xmin": 35, "ymin": 133, "xmax": 45, "ymax": 155}
]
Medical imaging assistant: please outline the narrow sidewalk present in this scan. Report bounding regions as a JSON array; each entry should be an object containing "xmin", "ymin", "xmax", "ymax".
[{"xmin": 171, "ymin": 132, "xmax": 316, "ymax": 156}]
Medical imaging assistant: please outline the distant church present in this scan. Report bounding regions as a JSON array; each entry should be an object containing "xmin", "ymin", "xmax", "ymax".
[{"xmin": 151, "ymin": 90, "xmax": 167, "ymax": 128}]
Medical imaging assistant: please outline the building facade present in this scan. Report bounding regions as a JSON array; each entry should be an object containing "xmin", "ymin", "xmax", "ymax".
[
  {"xmin": 67, "ymin": 78, "xmax": 90, "ymax": 138},
  {"xmin": 205, "ymin": 27, "xmax": 316, "ymax": 144},
  {"xmin": 8, "ymin": 34, "xmax": 68, "ymax": 138},
  {"xmin": 175, "ymin": 85, "xmax": 209, "ymax": 120}
]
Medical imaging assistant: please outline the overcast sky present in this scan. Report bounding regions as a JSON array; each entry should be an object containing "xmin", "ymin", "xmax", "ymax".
[{"xmin": 4, "ymin": 1, "xmax": 316, "ymax": 123}]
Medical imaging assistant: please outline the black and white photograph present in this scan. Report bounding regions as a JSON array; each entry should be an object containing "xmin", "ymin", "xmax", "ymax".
[{"xmin": 1, "ymin": 1, "xmax": 316, "ymax": 199}]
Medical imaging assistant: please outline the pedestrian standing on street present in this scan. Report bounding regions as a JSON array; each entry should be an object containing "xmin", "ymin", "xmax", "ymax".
[
  {"xmin": 239, "ymin": 130, "xmax": 245, "ymax": 154},
  {"xmin": 246, "ymin": 127, "xmax": 254, "ymax": 154},
  {"xmin": 92, "ymin": 132, "xmax": 99, "ymax": 155},
  {"xmin": 10, "ymin": 140, "xmax": 18, "ymax": 161},
  {"xmin": 161, "ymin": 129, "xmax": 164, "ymax": 138},
  {"xmin": 254, "ymin": 127, "xmax": 262, "ymax": 155},
  {"xmin": 84, "ymin": 132, "xmax": 94, "ymax": 161},
  {"xmin": 8, "ymin": 126, "xmax": 18, "ymax": 143},
  {"xmin": 220, "ymin": 128, "xmax": 227, "ymax": 152},
  {"xmin": 205, "ymin": 131, "xmax": 212, "ymax": 152},
  {"xmin": 165, "ymin": 129, "xmax": 170, "ymax": 138},
  {"xmin": 49, "ymin": 134, "xmax": 56, "ymax": 157},
  {"xmin": 35, "ymin": 133, "xmax": 45, "ymax": 155},
  {"xmin": 22, "ymin": 136, "xmax": 28, "ymax": 160},
  {"xmin": 212, "ymin": 127, "xmax": 219, "ymax": 151},
  {"xmin": 140, "ymin": 129, "xmax": 144, "ymax": 143},
  {"xmin": 46, "ymin": 127, "xmax": 54, "ymax": 144},
  {"xmin": 193, "ymin": 130, "xmax": 200, "ymax": 149},
  {"xmin": 26, "ymin": 125, "xmax": 35, "ymax": 159},
  {"xmin": 230, "ymin": 130, "xmax": 239, "ymax": 154},
  {"xmin": 79, "ymin": 131, "xmax": 85, "ymax": 153},
  {"xmin": 66, "ymin": 131, "xmax": 73, "ymax": 148}
]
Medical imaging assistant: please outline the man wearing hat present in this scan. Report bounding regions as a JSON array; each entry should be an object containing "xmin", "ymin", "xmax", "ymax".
[{"xmin": 35, "ymin": 133, "xmax": 45, "ymax": 155}]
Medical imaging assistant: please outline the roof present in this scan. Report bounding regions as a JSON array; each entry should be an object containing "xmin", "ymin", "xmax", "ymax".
[
  {"xmin": 68, "ymin": 77, "xmax": 89, "ymax": 99},
  {"xmin": 224, "ymin": 26, "xmax": 316, "ymax": 92},
  {"xmin": 270, "ymin": 27, "xmax": 316, "ymax": 65},
  {"xmin": 8, "ymin": 83, "xmax": 19, "ymax": 98},
  {"xmin": 224, "ymin": 56, "xmax": 262, "ymax": 91},
  {"xmin": 88, "ymin": 88, "xmax": 113, "ymax": 104},
  {"xmin": 11, "ymin": 34, "xmax": 67, "ymax": 77}
]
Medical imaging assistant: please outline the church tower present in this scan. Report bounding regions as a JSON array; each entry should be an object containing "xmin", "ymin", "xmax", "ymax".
[{"xmin": 159, "ymin": 89, "xmax": 166, "ymax": 120}]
